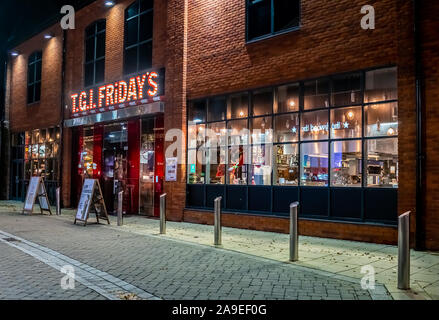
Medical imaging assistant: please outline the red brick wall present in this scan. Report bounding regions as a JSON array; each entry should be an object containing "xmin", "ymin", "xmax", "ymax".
[
  {"xmin": 8, "ymin": 24, "xmax": 63, "ymax": 132},
  {"xmin": 62, "ymin": 0, "xmax": 168, "ymax": 206},
  {"xmin": 184, "ymin": 209, "xmax": 398, "ymax": 245},
  {"xmin": 182, "ymin": 0, "xmax": 418, "ymax": 246},
  {"xmin": 421, "ymin": 1, "xmax": 439, "ymax": 250}
]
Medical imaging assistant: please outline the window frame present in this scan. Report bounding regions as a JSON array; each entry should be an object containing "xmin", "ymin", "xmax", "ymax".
[
  {"xmin": 27, "ymin": 51, "xmax": 42, "ymax": 105},
  {"xmin": 84, "ymin": 19, "xmax": 106, "ymax": 88},
  {"xmin": 123, "ymin": 0, "xmax": 154, "ymax": 76},
  {"xmin": 245, "ymin": 0, "xmax": 301, "ymax": 43}
]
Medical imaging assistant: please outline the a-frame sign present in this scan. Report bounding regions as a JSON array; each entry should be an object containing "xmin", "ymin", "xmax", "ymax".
[
  {"xmin": 23, "ymin": 177, "xmax": 53, "ymax": 215},
  {"xmin": 74, "ymin": 179, "xmax": 110, "ymax": 226}
]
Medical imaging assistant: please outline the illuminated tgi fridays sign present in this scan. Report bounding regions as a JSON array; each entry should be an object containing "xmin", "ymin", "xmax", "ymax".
[{"xmin": 70, "ymin": 69, "xmax": 165, "ymax": 116}]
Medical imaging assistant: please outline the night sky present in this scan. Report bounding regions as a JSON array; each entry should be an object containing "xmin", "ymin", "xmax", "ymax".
[{"xmin": 0, "ymin": 0, "xmax": 95, "ymax": 117}]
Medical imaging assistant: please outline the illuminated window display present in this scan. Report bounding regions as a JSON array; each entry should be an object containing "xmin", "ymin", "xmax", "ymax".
[{"xmin": 186, "ymin": 67, "xmax": 399, "ymax": 222}]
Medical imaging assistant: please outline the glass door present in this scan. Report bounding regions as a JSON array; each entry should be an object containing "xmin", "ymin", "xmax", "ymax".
[
  {"xmin": 139, "ymin": 118, "xmax": 155, "ymax": 216},
  {"xmin": 102, "ymin": 122, "xmax": 128, "ymax": 214}
]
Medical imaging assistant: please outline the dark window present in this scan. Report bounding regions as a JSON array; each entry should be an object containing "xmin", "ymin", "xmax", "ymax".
[
  {"xmin": 247, "ymin": 0, "xmax": 300, "ymax": 41},
  {"xmin": 84, "ymin": 20, "xmax": 106, "ymax": 87},
  {"xmin": 27, "ymin": 51, "xmax": 42, "ymax": 104},
  {"xmin": 124, "ymin": 0, "xmax": 154, "ymax": 75}
]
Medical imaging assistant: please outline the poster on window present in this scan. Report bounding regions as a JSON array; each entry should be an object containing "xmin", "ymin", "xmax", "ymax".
[{"xmin": 165, "ymin": 157, "xmax": 178, "ymax": 182}]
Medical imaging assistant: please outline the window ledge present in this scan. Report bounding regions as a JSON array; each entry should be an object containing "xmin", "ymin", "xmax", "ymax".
[{"xmin": 246, "ymin": 26, "xmax": 301, "ymax": 45}]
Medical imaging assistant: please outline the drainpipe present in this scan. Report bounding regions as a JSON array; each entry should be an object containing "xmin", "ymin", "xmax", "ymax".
[
  {"xmin": 59, "ymin": 29, "xmax": 67, "ymax": 208},
  {"xmin": 414, "ymin": 0, "xmax": 425, "ymax": 250}
]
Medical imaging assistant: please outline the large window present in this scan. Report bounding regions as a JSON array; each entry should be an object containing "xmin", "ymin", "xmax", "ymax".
[
  {"xmin": 187, "ymin": 67, "xmax": 398, "ymax": 190},
  {"xmin": 27, "ymin": 51, "xmax": 42, "ymax": 104},
  {"xmin": 85, "ymin": 20, "xmax": 106, "ymax": 87},
  {"xmin": 246, "ymin": 0, "xmax": 301, "ymax": 41},
  {"xmin": 124, "ymin": 0, "xmax": 154, "ymax": 75}
]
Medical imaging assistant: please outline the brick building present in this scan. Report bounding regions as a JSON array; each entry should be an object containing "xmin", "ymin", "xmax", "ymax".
[{"xmin": 2, "ymin": 0, "xmax": 439, "ymax": 250}]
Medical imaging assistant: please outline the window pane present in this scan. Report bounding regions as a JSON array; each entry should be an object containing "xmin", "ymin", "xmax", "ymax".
[
  {"xmin": 330, "ymin": 140, "xmax": 362, "ymax": 187},
  {"xmin": 228, "ymin": 119, "xmax": 249, "ymax": 146},
  {"xmin": 274, "ymin": 144, "xmax": 299, "ymax": 185},
  {"xmin": 139, "ymin": 41, "xmax": 152, "ymax": 70},
  {"xmin": 275, "ymin": 113, "xmax": 299, "ymax": 143},
  {"xmin": 85, "ymin": 37, "xmax": 95, "ymax": 62},
  {"xmin": 35, "ymin": 61, "xmax": 42, "ymax": 81},
  {"xmin": 140, "ymin": 0, "xmax": 154, "ymax": 12},
  {"xmin": 251, "ymin": 89, "xmax": 272, "ymax": 116},
  {"xmin": 84, "ymin": 63, "xmax": 94, "ymax": 87},
  {"xmin": 276, "ymin": 83, "xmax": 299, "ymax": 113},
  {"xmin": 300, "ymin": 142, "xmax": 328, "ymax": 186},
  {"xmin": 331, "ymin": 73, "xmax": 362, "ymax": 106},
  {"xmin": 228, "ymin": 145, "xmax": 248, "ymax": 185},
  {"xmin": 97, "ymin": 20, "xmax": 106, "ymax": 32},
  {"xmin": 366, "ymin": 138, "xmax": 398, "ymax": 188},
  {"xmin": 304, "ymin": 79, "xmax": 330, "ymax": 110},
  {"xmin": 207, "ymin": 96, "xmax": 226, "ymax": 122},
  {"xmin": 188, "ymin": 100, "xmax": 206, "ymax": 123},
  {"xmin": 365, "ymin": 102, "xmax": 398, "ymax": 137},
  {"xmin": 330, "ymin": 106, "xmax": 362, "ymax": 139},
  {"xmin": 206, "ymin": 122, "xmax": 226, "ymax": 147},
  {"xmin": 96, "ymin": 33, "xmax": 106, "ymax": 59},
  {"xmin": 188, "ymin": 123, "xmax": 205, "ymax": 149},
  {"xmin": 27, "ymin": 85, "xmax": 34, "ymax": 104},
  {"xmin": 139, "ymin": 10, "xmax": 153, "ymax": 42},
  {"xmin": 228, "ymin": 93, "xmax": 248, "ymax": 119},
  {"xmin": 95, "ymin": 59, "xmax": 105, "ymax": 84},
  {"xmin": 273, "ymin": 0, "xmax": 300, "ymax": 32},
  {"xmin": 127, "ymin": 1, "xmax": 139, "ymax": 19},
  {"xmin": 187, "ymin": 149, "xmax": 205, "ymax": 184},
  {"xmin": 124, "ymin": 46, "xmax": 137, "ymax": 74},
  {"xmin": 365, "ymin": 67, "xmax": 397, "ymax": 103},
  {"xmin": 250, "ymin": 145, "xmax": 272, "ymax": 185},
  {"xmin": 301, "ymin": 110, "xmax": 329, "ymax": 141},
  {"xmin": 206, "ymin": 147, "xmax": 226, "ymax": 184},
  {"xmin": 28, "ymin": 64, "xmax": 35, "ymax": 84},
  {"xmin": 34, "ymin": 82, "xmax": 41, "ymax": 102},
  {"xmin": 248, "ymin": 0, "xmax": 271, "ymax": 40},
  {"xmin": 126, "ymin": 17, "xmax": 139, "ymax": 47},
  {"xmin": 251, "ymin": 116, "xmax": 272, "ymax": 144}
]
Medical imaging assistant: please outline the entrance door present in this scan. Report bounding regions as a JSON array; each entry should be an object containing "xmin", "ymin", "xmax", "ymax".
[{"xmin": 102, "ymin": 123, "xmax": 129, "ymax": 214}]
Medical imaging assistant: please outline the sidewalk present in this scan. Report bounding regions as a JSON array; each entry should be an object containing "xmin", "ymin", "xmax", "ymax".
[{"xmin": 1, "ymin": 200, "xmax": 438, "ymax": 300}]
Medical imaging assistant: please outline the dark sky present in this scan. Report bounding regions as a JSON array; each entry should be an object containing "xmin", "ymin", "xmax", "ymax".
[{"xmin": 0, "ymin": 0, "xmax": 96, "ymax": 118}]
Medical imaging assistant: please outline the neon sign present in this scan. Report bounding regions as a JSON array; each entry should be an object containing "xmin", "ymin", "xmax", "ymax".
[{"xmin": 70, "ymin": 69, "xmax": 164, "ymax": 115}]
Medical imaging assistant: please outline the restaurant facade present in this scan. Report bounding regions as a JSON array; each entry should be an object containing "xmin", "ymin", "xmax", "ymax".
[{"xmin": 2, "ymin": 0, "xmax": 439, "ymax": 250}]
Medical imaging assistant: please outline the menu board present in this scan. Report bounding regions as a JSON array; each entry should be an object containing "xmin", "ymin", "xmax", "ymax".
[
  {"xmin": 165, "ymin": 157, "xmax": 178, "ymax": 182},
  {"xmin": 23, "ymin": 177, "xmax": 52, "ymax": 215},
  {"xmin": 74, "ymin": 179, "xmax": 110, "ymax": 226}
]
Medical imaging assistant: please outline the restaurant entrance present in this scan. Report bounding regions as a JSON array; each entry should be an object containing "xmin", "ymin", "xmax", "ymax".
[{"xmin": 73, "ymin": 115, "xmax": 164, "ymax": 216}]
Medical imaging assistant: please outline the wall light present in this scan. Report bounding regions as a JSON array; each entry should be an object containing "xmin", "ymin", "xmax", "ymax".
[
  {"xmin": 44, "ymin": 33, "xmax": 54, "ymax": 40},
  {"xmin": 105, "ymin": 1, "xmax": 115, "ymax": 7},
  {"xmin": 10, "ymin": 51, "xmax": 19, "ymax": 57}
]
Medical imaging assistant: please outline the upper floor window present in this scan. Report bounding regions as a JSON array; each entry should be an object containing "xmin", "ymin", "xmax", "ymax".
[
  {"xmin": 246, "ymin": 0, "xmax": 300, "ymax": 42},
  {"xmin": 27, "ymin": 51, "xmax": 42, "ymax": 104},
  {"xmin": 85, "ymin": 20, "xmax": 106, "ymax": 87},
  {"xmin": 124, "ymin": 0, "xmax": 154, "ymax": 75}
]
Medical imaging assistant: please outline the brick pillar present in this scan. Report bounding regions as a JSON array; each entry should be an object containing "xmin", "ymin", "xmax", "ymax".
[{"xmin": 163, "ymin": 0, "xmax": 188, "ymax": 221}]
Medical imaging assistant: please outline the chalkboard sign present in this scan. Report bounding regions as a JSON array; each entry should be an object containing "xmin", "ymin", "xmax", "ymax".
[
  {"xmin": 74, "ymin": 179, "xmax": 110, "ymax": 226},
  {"xmin": 23, "ymin": 177, "xmax": 52, "ymax": 215}
]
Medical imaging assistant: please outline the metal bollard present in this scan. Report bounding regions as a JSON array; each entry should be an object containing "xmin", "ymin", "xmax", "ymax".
[
  {"xmin": 214, "ymin": 197, "xmax": 222, "ymax": 246},
  {"xmin": 289, "ymin": 202, "xmax": 299, "ymax": 262},
  {"xmin": 117, "ymin": 191, "xmax": 123, "ymax": 226},
  {"xmin": 398, "ymin": 211, "xmax": 411, "ymax": 290},
  {"xmin": 160, "ymin": 193, "xmax": 167, "ymax": 234},
  {"xmin": 56, "ymin": 187, "xmax": 61, "ymax": 216}
]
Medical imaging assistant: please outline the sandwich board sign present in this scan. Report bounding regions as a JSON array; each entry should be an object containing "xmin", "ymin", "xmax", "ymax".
[
  {"xmin": 23, "ymin": 177, "xmax": 52, "ymax": 215},
  {"xmin": 74, "ymin": 179, "xmax": 110, "ymax": 226}
]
